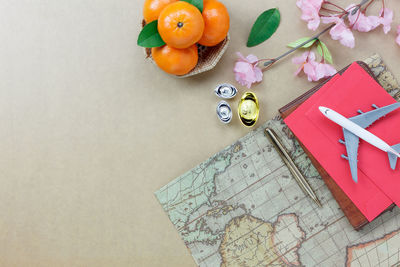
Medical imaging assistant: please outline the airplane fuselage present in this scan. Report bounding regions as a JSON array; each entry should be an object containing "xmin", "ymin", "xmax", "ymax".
[{"xmin": 319, "ymin": 106, "xmax": 400, "ymax": 158}]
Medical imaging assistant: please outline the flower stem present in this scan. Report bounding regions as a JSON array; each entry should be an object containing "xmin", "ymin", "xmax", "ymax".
[
  {"xmin": 263, "ymin": 0, "xmax": 370, "ymax": 67},
  {"xmin": 323, "ymin": 1, "xmax": 346, "ymax": 12},
  {"xmin": 362, "ymin": 0, "xmax": 376, "ymax": 13}
]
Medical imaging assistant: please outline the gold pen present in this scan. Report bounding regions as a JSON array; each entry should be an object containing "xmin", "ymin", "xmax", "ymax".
[{"xmin": 265, "ymin": 128, "xmax": 322, "ymax": 207}]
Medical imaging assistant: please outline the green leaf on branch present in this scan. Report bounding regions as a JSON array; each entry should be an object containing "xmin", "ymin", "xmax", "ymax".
[
  {"xmin": 137, "ymin": 20, "xmax": 166, "ymax": 48},
  {"xmin": 287, "ymin": 37, "xmax": 317, "ymax": 48},
  {"xmin": 182, "ymin": 0, "xmax": 203, "ymax": 12},
  {"xmin": 247, "ymin": 8, "xmax": 280, "ymax": 47},
  {"xmin": 317, "ymin": 41, "xmax": 333, "ymax": 64}
]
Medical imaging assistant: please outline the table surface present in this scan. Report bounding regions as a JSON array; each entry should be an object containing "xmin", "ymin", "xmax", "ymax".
[{"xmin": 1, "ymin": 0, "xmax": 400, "ymax": 266}]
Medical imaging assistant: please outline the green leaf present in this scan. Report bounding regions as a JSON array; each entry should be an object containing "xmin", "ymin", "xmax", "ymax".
[
  {"xmin": 287, "ymin": 37, "xmax": 317, "ymax": 48},
  {"xmin": 317, "ymin": 41, "xmax": 333, "ymax": 64},
  {"xmin": 137, "ymin": 20, "xmax": 166, "ymax": 48},
  {"xmin": 181, "ymin": 0, "xmax": 203, "ymax": 12},
  {"xmin": 247, "ymin": 8, "xmax": 280, "ymax": 47}
]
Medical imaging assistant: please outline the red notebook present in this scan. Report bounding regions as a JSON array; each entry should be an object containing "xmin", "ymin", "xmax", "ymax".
[{"xmin": 284, "ymin": 62, "xmax": 400, "ymax": 222}]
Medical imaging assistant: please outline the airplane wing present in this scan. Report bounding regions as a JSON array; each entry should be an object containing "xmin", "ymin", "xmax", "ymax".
[
  {"xmin": 342, "ymin": 129, "xmax": 360, "ymax": 183},
  {"xmin": 348, "ymin": 102, "xmax": 400, "ymax": 128},
  {"xmin": 342, "ymin": 102, "xmax": 400, "ymax": 182}
]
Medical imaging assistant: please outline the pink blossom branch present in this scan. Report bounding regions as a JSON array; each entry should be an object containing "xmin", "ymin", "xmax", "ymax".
[{"xmin": 262, "ymin": 0, "xmax": 369, "ymax": 68}]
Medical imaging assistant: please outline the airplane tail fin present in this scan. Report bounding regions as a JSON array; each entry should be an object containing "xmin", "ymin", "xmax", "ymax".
[{"xmin": 387, "ymin": 144, "xmax": 400, "ymax": 170}]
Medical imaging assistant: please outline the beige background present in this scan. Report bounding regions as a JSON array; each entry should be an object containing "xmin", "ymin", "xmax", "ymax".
[{"xmin": 1, "ymin": 0, "xmax": 400, "ymax": 266}]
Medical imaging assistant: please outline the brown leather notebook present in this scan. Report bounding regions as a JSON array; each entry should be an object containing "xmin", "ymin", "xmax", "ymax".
[{"xmin": 279, "ymin": 61, "xmax": 394, "ymax": 230}]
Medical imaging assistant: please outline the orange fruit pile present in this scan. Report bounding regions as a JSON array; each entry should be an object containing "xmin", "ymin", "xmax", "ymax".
[
  {"xmin": 198, "ymin": 0, "xmax": 229, "ymax": 47},
  {"xmin": 143, "ymin": 0, "xmax": 230, "ymax": 76}
]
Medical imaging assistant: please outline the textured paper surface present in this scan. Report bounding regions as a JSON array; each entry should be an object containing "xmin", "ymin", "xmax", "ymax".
[{"xmin": 1, "ymin": 0, "xmax": 400, "ymax": 265}]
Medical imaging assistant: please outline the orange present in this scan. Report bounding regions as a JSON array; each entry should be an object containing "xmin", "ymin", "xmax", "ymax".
[
  {"xmin": 151, "ymin": 44, "xmax": 198, "ymax": 75},
  {"xmin": 158, "ymin": 1, "xmax": 205, "ymax": 49},
  {"xmin": 143, "ymin": 0, "xmax": 177, "ymax": 23},
  {"xmin": 198, "ymin": 0, "xmax": 229, "ymax": 46}
]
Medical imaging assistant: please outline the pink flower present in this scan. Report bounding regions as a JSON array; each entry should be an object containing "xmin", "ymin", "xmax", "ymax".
[
  {"xmin": 292, "ymin": 52, "xmax": 318, "ymax": 81},
  {"xmin": 379, "ymin": 8, "xmax": 393, "ymax": 34},
  {"xmin": 347, "ymin": 4, "xmax": 380, "ymax": 32},
  {"xmin": 322, "ymin": 16, "xmax": 355, "ymax": 48},
  {"xmin": 292, "ymin": 51, "xmax": 315, "ymax": 77},
  {"xmin": 315, "ymin": 62, "xmax": 337, "ymax": 80},
  {"xmin": 296, "ymin": 0, "xmax": 323, "ymax": 31},
  {"xmin": 396, "ymin": 25, "xmax": 400, "ymax": 46},
  {"xmin": 292, "ymin": 52, "xmax": 336, "ymax": 82},
  {"xmin": 234, "ymin": 52, "xmax": 263, "ymax": 88}
]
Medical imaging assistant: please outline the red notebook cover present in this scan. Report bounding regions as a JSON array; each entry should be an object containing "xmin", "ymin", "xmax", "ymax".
[{"xmin": 284, "ymin": 62, "xmax": 398, "ymax": 222}]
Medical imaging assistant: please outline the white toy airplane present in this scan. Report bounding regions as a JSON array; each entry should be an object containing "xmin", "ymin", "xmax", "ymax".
[{"xmin": 319, "ymin": 103, "xmax": 400, "ymax": 183}]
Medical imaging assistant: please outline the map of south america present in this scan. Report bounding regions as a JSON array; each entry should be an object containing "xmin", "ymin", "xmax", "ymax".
[{"xmin": 219, "ymin": 214, "xmax": 304, "ymax": 267}]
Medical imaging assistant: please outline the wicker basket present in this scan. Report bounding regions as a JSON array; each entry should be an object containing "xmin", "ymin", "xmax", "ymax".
[{"xmin": 143, "ymin": 21, "xmax": 230, "ymax": 78}]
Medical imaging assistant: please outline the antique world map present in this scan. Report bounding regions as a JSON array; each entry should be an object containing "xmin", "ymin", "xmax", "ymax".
[{"xmin": 155, "ymin": 55, "xmax": 400, "ymax": 266}]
